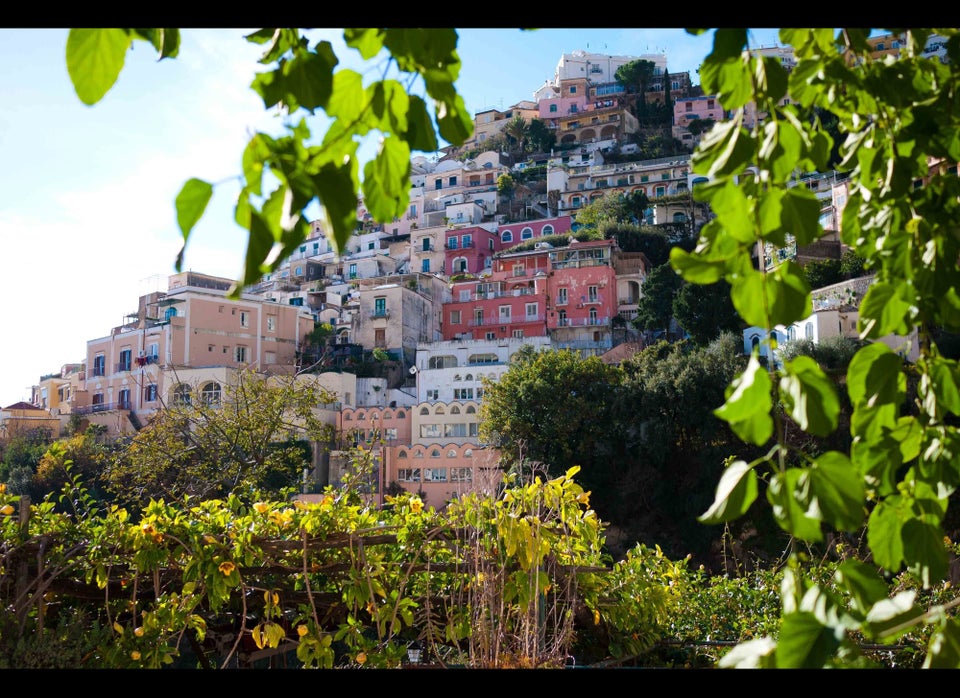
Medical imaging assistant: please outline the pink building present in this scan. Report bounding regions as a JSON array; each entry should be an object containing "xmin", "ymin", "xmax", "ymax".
[
  {"xmin": 444, "ymin": 225, "xmax": 500, "ymax": 275},
  {"xmin": 497, "ymin": 216, "xmax": 573, "ymax": 251},
  {"xmin": 75, "ymin": 272, "xmax": 314, "ymax": 436}
]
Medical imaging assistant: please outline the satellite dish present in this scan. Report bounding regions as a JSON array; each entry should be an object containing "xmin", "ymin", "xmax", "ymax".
[{"xmin": 409, "ymin": 366, "xmax": 418, "ymax": 375}]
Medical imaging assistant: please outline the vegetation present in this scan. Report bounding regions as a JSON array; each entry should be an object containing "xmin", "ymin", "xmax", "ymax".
[{"xmin": 6, "ymin": 26, "xmax": 960, "ymax": 669}]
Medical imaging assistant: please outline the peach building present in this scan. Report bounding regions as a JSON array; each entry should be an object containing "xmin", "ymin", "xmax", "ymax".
[{"xmin": 74, "ymin": 271, "xmax": 315, "ymax": 437}]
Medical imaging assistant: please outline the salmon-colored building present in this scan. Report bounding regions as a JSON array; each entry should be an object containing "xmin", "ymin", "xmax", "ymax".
[
  {"xmin": 74, "ymin": 271, "xmax": 315, "ymax": 437},
  {"xmin": 0, "ymin": 401, "xmax": 60, "ymax": 441}
]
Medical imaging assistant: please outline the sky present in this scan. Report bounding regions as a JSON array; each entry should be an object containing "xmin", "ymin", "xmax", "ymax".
[{"xmin": 0, "ymin": 27, "xmax": 782, "ymax": 407}]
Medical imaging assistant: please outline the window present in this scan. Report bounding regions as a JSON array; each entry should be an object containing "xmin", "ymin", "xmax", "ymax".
[
  {"xmin": 450, "ymin": 310, "xmax": 461, "ymax": 324},
  {"xmin": 148, "ymin": 342, "xmax": 159, "ymax": 361},
  {"xmin": 384, "ymin": 427, "xmax": 397, "ymax": 441},
  {"xmin": 172, "ymin": 384, "xmax": 191, "ymax": 406},
  {"xmin": 118, "ymin": 388, "xmax": 130, "ymax": 410},
  {"xmin": 499, "ymin": 306, "xmax": 511, "ymax": 322},
  {"xmin": 448, "ymin": 237, "xmax": 458, "ymax": 249},
  {"xmin": 451, "ymin": 467, "xmax": 473, "ymax": 483},
  {"xmin": 201, "ymin": 382, "xmax": 222, "ymax": 406},
  {"xmin": 520, "ymin": 227, "xmax": 533, "ymax": 240},
  {"xmin": 144, "ymin": 384, "xmax": 158, "ymax": 402},
  {"xmin": 589, "ymin": 308, "xmax": 598, "ymax": 324},
  {"xmin": 558, "ymin": 310, "xmax": 568, "ymax": 326},
  {"xmin": 92, "ymin": 393, "xmax": 104, "ymax": 406},
  {"xmin": 426, "ymin": 389, "xmax": 439, "ymax": 400},
  {"xmin": 448, "ymin": 176, "xmax": 457, "ymax": 187},
  {"xmin": 348, "ymin": 263, "xmax": 357, "ymax": 279},
  {"xmin": 118, "ymin": 348, "xmax": 132, "ymax": 372},
  {"xmin": 474, "ymin": 308, "xmax": 484, "ymax": 326},
  {"xmin": 240, "ymin": 311, "xmax": 249, "ymax": 327},
  {"xmin": 235, "ymin": 345, "xmax": 248, "ymax": 363},
  {"xmin": 93, "ymin": 353, "xmax": 105, "ymax": 377},
  {"xmin": 542, "ymin": 225, "xmax": 554, "ymax": 235},
  {"xmin": 655, "ymin": 186, "xmax": 666, "ymax": 197},
  {"xmin": 374, "ymin": 296, "xmax": 387, "ymax": 317},
  {"xmin": 421, "ymin": 259, "xmax": 431, "ymax": 272},
  {"xmin": 485, "ymin": 331, "xmax": 496, "ymax": 340},
  {"xmin": 453, "ymin": 388, "xmax": 474, "ymax": 401},
  {"xmin": 512, "ymin": 329, "xmax": 524, "ymax": 338},
  {"xmin": 420, "ymin": 424, "xmax": 441, "ymax": 438},
  {"xmin": 424, "ymin": 467, "xmax": 447, "ymax": 482},
  {"xmin": 557, "ymin": 288, "xmax": 568, "ymax": 305},
  {"xmin": 468, "ymin": 353, "xmax": 497, "ymax": 365},
  {"xmin": 501, "ymin": 231, "xmax": 513, "ymax": 243},
  {"xmin": 267, "ymin": 315, "xmax": 276, "ymax": 332},
  {"xmin": 588, "ymin": 285, "xmax": 599, "ymax": 303},
  {"xmin": 462, "ymin": 234, "xmax": 472, "ymax": 248},
  {"xmin": 549, "ymin": 103, "xmax": 557, "ymax": 113},
  {"xmin": 398, "ymin": 468, "xmax": 422, "ymax": 482},
  {"xmin": 525, "ymin": 302, "xmax": 537, "ymax": 319},
  {"xmin": 569, "ymin": 86, "xmax": 577, "ymax": 94}
]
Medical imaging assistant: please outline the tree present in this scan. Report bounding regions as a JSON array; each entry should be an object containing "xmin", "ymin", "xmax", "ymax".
[
  {"xmin": 503, "ymin": 114, "xmax": 529, "ymax": 155},
  {"xmin": 802, "ymin": 258, "xmax": 843, "ymax": 290},
  {"xmin": 615, "ymin": 59, "xmax": 656, "ymax": 125},
  {"xmin": 686, "ymin": 118, "xmax": 716, "ymax": 137},
  {"xmin": 633, "ymin": 263, "xmax": 683, "ymax": 337},
  {"xmin": 526, "ymin": 117, "xmax": 556, "ymax": 153},
  {"xmin": 478, "ymin": 345, "xmax": 622, "ymax": 482},
  {"xmin": 574, "ymin": 190, "xmax": 648, "ymax": 230},
  {"xmin": 672, "ymin": 279, "xmax": 744, "ymax": 346},
  {"xmin": 103, "ymin": 370, "xmax": 336, "ymax": 509},
  {"xmin": 674, "ymin": 27, "xmax": 960, "ymax": 668}
]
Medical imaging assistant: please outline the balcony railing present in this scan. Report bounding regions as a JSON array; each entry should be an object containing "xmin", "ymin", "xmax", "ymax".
[
  {"xmin": 369, "ymin": 309, "xmax": 391, "ymax": 320},
  {"xmin": 555, "ymin": 316, "xmax": 610, "ymax": 328}
]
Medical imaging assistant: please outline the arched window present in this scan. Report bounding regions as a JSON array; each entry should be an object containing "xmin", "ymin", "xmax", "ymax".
[
  {"xmin": 200, "ymin": 382, "xmax": 221, "ymax": 406},
  {"xmin": 429, "ymin": 355, "xmax": 458, "ymax": 369},
  {"xmin": 343, "ymin": 413, "xmax": 352, "ymax": 421},
  {"xmin": 464, "ymin": 449, "xmax": 473, "ymax": 457},
  {"xmin": 357, "ymin": 412, "xmax": 365, "ymax": 420},
  {"xmin": 383, "ymin": 410, "xmax": 393, "ymax": 419},
  {"xmin": 447, "ymin": 449, "xmax": 458, "ymax": 458},
  {"xmin": 542, "ymin": 225, "xmax": 554, "ymax": 236},
  {"xmin": 413, "ymin": 450, "xmax": 424, "ymax": 458},
  {"xmin": 398, "ymin": 450, "xmax": 408, "ymax": 458},
  {"xmin": 430, "ymin": 449, "xmax": 441, "ymax": 458},
  {"xmin": 520, "ymin": 227, "xmax": 533, "ymax": 240},
  {"xmin": 672, "ymin": 212, "xmax": 687, "ymax": 223},
  {"xmin": 420, "ymin": 406, "xmax": 430, "ymax": 415},
  {"xmin": 465, "ymin": 374, "xmax": 473, "ymax": 381},
  {"xmin": 397, "ymin": 410, "xmax": 406, "ymax": 419},
  {"xmin": 466, "ymin": 405, "xmax": 476, "ymax": 414},
  {"xmin": 172, "ymin": 383, "xmax": 191, "ymax": 406},
  {"xmin": 751, "ymin": 335, "xmax": 760, "ymax": 350},
  {"xmin": 450, "ymin": 406, "xmax": 461, "ymax": 414},
  {"xmin": 501, "ymin": 230, "xmax": 513, "ymax": 243},
  {"xmin": 435, "ymin": 405, "xmax": 446, "ymax": 414}
]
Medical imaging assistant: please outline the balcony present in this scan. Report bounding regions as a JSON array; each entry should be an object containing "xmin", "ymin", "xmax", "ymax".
[{"xmin": 369, "ymin": 309, "xmax": 391, "ymax": 320}]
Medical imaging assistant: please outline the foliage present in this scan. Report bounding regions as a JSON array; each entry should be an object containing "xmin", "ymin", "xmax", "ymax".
[
  {"xmin": 778, "ymin": 334, "xmax": 865, "ymax": 373},
  {"xmin": 478, "ymin": 346, "xmax": 622, "ymax": 483},
  {"xmin": 503, "ymin": 115, "xmax": 529, "ymax": 154},
  {"xmin": 526, "ymin": 118, "xmax": 556, "ymax": 153},
  {"xmin": 102, "ymin": 370, "xmax": 336, "ymax": 510},
  {"xmin": 671, "ymin": 279, "xmax": 745, "ymax": 346},
  {"xmin": 633, "ymin": 263, "xmax": 684, "ymax": 336},
  {"xmin": 0, "ymin": 467, "xmax": 686, "ymax": 669},
  {"xmin": 0, "ymin": 429, "xmax": 54, "ymax": 497},
  {"xmin": 574, "ymin": 190, "xmax": 649, "ymax": 230},
  {"xmin": 686, "ymin": 118, "xmax": 716, "ymax": 136},
  {"xmin": 802, "ymin": 258, "xmax": 844, "ymax": 290},
  {"xmin": 677, "ymin": 27, "xmax": 960, "ymax": 667},
  {"xmin": 496, "ymin": 173, "xmax": 515, "ymax": 199},
  {"xmin": 33, "ymin": 431, "xmax": 111, "ymax": 501}
]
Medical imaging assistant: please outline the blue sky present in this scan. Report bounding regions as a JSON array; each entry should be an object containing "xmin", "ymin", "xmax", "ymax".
[{"xmin": 0, "ymin": 28, "xmax": 782, "ymax": 406}]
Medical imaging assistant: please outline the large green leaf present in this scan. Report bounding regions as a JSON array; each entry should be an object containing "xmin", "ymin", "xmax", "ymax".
[
  {"xmin": 713, "ymin": 354, "xmax": 773, "ymax": 445},
  {"xmin": 690, "ymin": 117, "xmax": 755, "ymax": 178},
  {"xmin": 780, "ymin": 187, "xmax": 822, "ymax": 246},
  {"xmin": 928, "ymin": 356, "xmax": 960, "ymax": 416},
  {"xmin": 846, "ymin": 342, "xmax": 906, "ymax": 407},
  {"xmin": 704, "ymin": 179, "xmax": 754, "ymax": 243},
  {"xmin": 173, "ymin": 178, "xmax": 214, "ymax": 271},
  {"xmin": 858, "ymin": 281, "xmax": 918, "ymax": 339},
  {"xmin": 731, "ymin": 260, "xmax": 811, "ymax": 328},
  {"xmin": 866, "ymin": 497, "xmax": 907, "ymax": 573},
  {"xmin": 862, "ymin": 590, "xmax": 923, "ymax": 642},
  {"xmin": 779, "ymin": 356, "xmax": 840, "ymax": 436},
  {"xmin": 767, "ymin": 468, "xmax": 822, "ymax": 541},
  {"xmin": 698, "ymin": 459, "xmax": 758, "ymax": 524},
  {"xmin": 809, "ymin": 451, "xmax": 864, "ymax": 532},
  {"xmin": 717, "ymin": 637, "xmax": 777, "ymax": 668},
  {"xmin": 902, "ymin": 517, "xmax": 949, "ymax": 588},
  {"xmin": 775, "ymin": 611, "xmax": 841, "ymax": 668},
  {"xmin": 361, "ymin": 135, "xmax": 411, "ymax": 224},
  {"xmin": 66, "ymin": 28, "xmax": 132, "ymax": 105}
]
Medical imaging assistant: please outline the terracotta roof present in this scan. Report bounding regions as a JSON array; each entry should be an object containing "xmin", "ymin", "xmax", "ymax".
[
  {"xmin": 599, "ymin": 341, "xmax": 646, "ymax": 365},
  {"xmin": 3, "ymin": 401, "xmax": 41, "ymax": 410}
]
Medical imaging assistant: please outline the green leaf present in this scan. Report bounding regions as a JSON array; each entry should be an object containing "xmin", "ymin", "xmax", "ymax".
[
  {"xmin": 925, "ymin": 618, "xmax": 960, "ymax": 668},
  {"xmin": 731, "ymin": 261, "xmax": 811, "ymax": 328},
  {"xmin": 858, "ymin": 281, "xmax": 917, "ymax": 339},
  {"xmin": 780, "ymin": 187, "xmax": 822, "ymax": 246},
  {"xmin": 833, "ymin": 559, "xmax": 891, "ymax": 616},
  {"xmin": 343, "ymin": 28, "xmax": 384, "ymax": 60},
  {"xmin": 809, "ymin": 451, "xmax": 864, "ymax": 532},
  {"xmin": 779, "ymin": 356, "xmax": 840, "ymax": 436},
  {"xmin": 847, "ymin": 342, "xmax": 905, "ymax": 407},
  {"xmin": 173, "ymin": 178, "xmax": 214, "ymax": 271},
  {"xmin": 691, "ymin": 117, "xmax": 755, "ymax": 178},
  {"xmin": 902, "ymin": 517, "xmax": 948, "ymax": 588},
  {"xmin": 929, "ymin": 356, "xmax": 960, "ymax": 416},
  {"xmin": 669, "ymin": 246, "xmax": 727, "ymax": 285},
  {"xmin": 713, "ymin": 354, "xmax": 774, "ymax": 445},
  {"xmin": 866, "ymin": 497, "xmax": 907, "ymax": 573},
  {"xmin": 705, "ymin": 179, "xmax": 754, "ymax": 243},
  {"xmin": 361, "ymin": 135, "xmax": 411, "ymax": 224},
  {"xmin": 311, "ymin": 162, "xmax": 359, "ymax": 256},
  {"xmin": 403, "ymin": 95, "xmax": 439, "ymax": 152},
  {"xmin": 768, "ymin": 468, "xmax": 823, "ymax": 542},
  {"xmin": 241, "ymin": 210, "xmax": 276, "ymax": 287},
  {"xmin": 717, "ymin": 637, "xmax": 777, "ymax": 668},
  {"xmin": 698, "ymin": 459, "xmax": 758, "ymax": 524},
  {"xmin": 775, "ymin": 611, "xmax": 841, "ymax": 668},
  {"xmin": 66, "ymin": 28, "xmax": 132, "ymax": 105}
]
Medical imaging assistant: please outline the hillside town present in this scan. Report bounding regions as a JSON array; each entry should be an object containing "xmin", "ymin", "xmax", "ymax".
[{"xmin": 0, "ymin": 32, "xmax": 942, "ymax": 509}]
